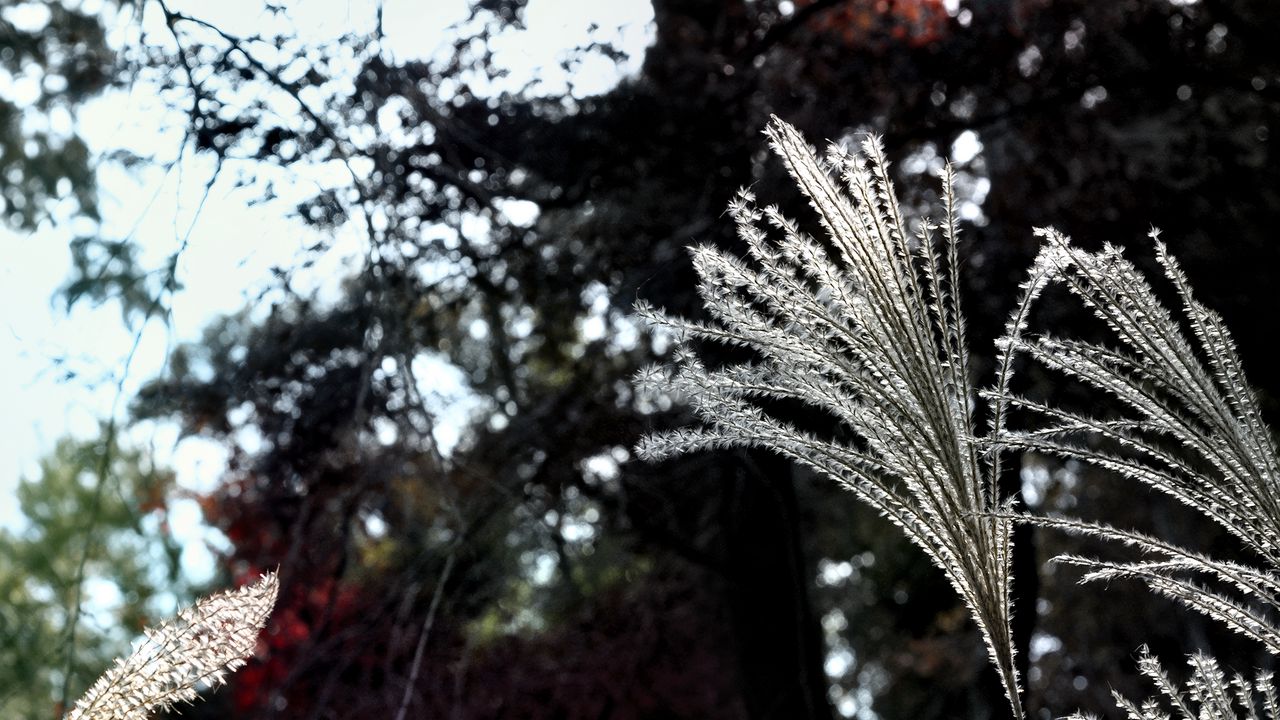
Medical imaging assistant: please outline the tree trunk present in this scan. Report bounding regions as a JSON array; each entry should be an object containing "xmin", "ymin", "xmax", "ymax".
[{"xmin": 722, "ymin": 452, "xmax": 834, "ymax": 720}]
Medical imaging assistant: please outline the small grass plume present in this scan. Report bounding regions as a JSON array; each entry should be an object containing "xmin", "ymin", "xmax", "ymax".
[{"xmin": 66, "ymin": 571, "xmax": 278, "ymax": 720}]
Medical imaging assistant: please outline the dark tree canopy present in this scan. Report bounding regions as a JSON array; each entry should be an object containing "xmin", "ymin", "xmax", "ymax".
[{"xmin": 0, "ymin": 0, "xmax": 115, "ymax": 229}]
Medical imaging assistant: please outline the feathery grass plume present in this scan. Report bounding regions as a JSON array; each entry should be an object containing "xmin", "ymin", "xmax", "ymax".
[
  {"xmin": 1064, "ymin": 646, "xmax": 1280, "ymax": 720},
  {"xmin": 633, "ymin": 116, "xmax": 1025, "ymax": 718},
  {"xmin": 66, "ymin": 571, "xmax": 278, "ymax": 720},
  {"xmin": 986, "ymin": 228, "xmax": 1280, "ymax": 653},
  {"xmin": 987, "ymin": 228, "xmax": 1280, "ymax": 716}
]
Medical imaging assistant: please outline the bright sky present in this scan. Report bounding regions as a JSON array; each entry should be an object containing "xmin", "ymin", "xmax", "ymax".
[{"xmin": 0, "ymin": 0, "xmax": 654, "ymax": 582}]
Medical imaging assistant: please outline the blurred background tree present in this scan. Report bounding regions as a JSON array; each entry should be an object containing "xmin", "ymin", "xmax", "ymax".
[
  {"xmin": 0, "ymin": 435, "xmax": 187, "ymax": 718},
  {"xmin": 0, "ymin": 0, "xmax": 109, "ymax": 229},
  {"xmin": 6, "ymin": 0, "xmax": 1280, "ymax": 718}
]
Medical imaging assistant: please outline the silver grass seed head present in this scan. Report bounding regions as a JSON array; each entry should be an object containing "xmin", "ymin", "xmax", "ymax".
[{"xmin": 67, "ymin": 571, "xmax": 279, "ymax": 720}]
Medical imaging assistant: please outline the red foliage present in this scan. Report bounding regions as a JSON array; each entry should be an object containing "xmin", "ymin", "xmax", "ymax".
[
  {"xmin": 799, "ymin": 0, "xmax": 951, "ymax": 48},
  {"xmin": 199, "ymin": 474, "xmax": 745, "ymax": 719}
]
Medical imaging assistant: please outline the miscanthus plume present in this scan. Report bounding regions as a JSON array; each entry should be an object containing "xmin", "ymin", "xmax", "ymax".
[
  {"xmin": 636, "ymin": 116, "xmax": 1280, "ymax": 719},
  {"xmin": 66, "ymin": 572, "xmax": 277, "ymax": 720}
]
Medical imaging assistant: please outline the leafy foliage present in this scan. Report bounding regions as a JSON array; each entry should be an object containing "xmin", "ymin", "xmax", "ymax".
[
  {"xmin": 0, "ymin": 0, "xmax": 113, "ymax": 228},
  {"xmin": 0, "ymin": 436, "xmax": 185, "ymax": 719}
]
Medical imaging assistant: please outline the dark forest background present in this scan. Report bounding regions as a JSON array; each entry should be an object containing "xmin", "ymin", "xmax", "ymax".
[{"xmin": 3, "ymin": 1, "xmax": 1280, "ymax": 718}]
